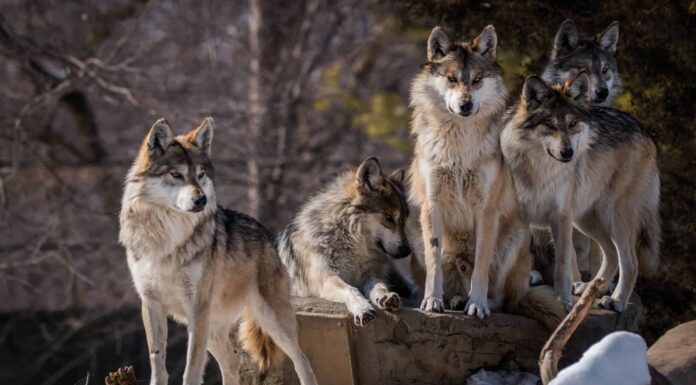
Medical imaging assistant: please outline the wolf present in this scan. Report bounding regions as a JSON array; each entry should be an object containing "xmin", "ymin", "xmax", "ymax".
[
  {"xmin": 542, "ymin": 19, "xmax": 621, "ymax": 106},
  {"xmin": 119, "ymin": 118, "xmax": 317, "ymax": 385},
  {"xmin": 532, "ymin": 19, "xmax": 623, "ymax": 287},
  {"xmin": 501, "ymin": 71, "xmax": 660, "ymax": 312},
  {"xmin": 406, "ymin": 25, "xmax": 565, "ymax": 328},
  {"xmin": 277, "ymin": 157, "xmax": 412, "ymax": 326}
]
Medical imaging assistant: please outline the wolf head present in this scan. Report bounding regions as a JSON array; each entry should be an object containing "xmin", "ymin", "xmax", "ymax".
[
  {"xmin": 516, "ymin": 71, "xmax": 595, "ymax": 163},
  {"xmin": 353, "ymin": 157, "xmax": 411, "ymax": 259},
  {"xmin": 413, "ymin": 25, "xmax": 506, "ymax": 118},
  {"xmin": 128, "ymin": 117, "xmax": 216, "ymax": 213},
  {"xmin": 542, "ymin": 19, "xmax": 621, "ymax": 106}
]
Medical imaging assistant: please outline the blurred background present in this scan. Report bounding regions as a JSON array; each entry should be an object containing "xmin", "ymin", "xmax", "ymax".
[{"xmin": 0, "ymin": 0, "xmax": 693, "ymax": 384}]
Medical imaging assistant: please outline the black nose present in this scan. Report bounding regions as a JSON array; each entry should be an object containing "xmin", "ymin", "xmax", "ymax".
[
  {"xmin": 459, "ymin": 101, "xmax": 473, "ymax": 116},
  {"xmin": 560, "ymin": 148, "xmax": 574, "ymax": 161},
  {"xmin": 192, "ymin": 195, "xmax": 207, "ymax": 210},
  {"xmin": 595, "ymin": 87, "xmax": 608, "ymax": 102},
  {"xmin": 393, "ymin": 244, "xmax": 411, "ymax": 259}
]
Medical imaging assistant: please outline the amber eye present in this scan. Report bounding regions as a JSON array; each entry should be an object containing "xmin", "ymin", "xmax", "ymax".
[
  {"xmin": 385, "ymin": 214, "xmax": 395, "ymax": 225},
  {"xmin": 170, "ymin": 171, "xmax": 183, "ymax": 179},
  {"xmin": 447, "ymin": 75, "xmax": 457, "ymax": 83},
  {"xmin": 472, "ymin": 76, "xmax": 482, "ymax": 84}
]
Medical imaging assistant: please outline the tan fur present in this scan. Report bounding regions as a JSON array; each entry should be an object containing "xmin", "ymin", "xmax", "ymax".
[
  {"xmin": 120, "ymin": 118, "xmax": 317, "ymax": 385},
  {"xmin": 406, "ymin": 26, "xmax": 565, "ymax": 327},
  {"xmin": 239, "ymin": 316, "xmax": 285, "ymax": 377}
]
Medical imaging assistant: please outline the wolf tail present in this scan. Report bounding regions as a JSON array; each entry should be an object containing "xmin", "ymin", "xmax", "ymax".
[
  {"xmin": 636, "ymin": 203, "xmax": 661, "ymax": 276},
  {"xmin": 239, "ymin": 315, "xmax": 285, "ymax": 378},
  {"xmin": 513, "ymin": 285, "xmax": 566, "ymax": 330}
]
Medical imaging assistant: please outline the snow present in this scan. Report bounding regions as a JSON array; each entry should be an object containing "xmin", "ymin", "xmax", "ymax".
[{"xmin": 550, "ymin": 331, "xmax": 651, "ymax": 385}]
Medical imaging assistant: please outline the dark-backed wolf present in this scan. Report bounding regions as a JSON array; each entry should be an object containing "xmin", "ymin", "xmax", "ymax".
[
  {"xmin": 406, "ymin": 25, "xmax": 564, "ymax": 328},
  {"xmin": 119, "ymin": 118, "xmax": 317, "ymax": 385},
  {"xmin": 277, "ymin": 157, "xmax": 412, "ymax": 326},
  {"xmin": 501, "ymin": 72, "xmax": 660, "ymax": 312}
]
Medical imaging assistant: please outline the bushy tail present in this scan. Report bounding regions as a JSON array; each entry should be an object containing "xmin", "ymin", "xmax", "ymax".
[
  {"xmin": 239, "ymin": 316, "xmax": 285, "ymax": 378},
  {"xmin": 514, "ymin": 285, "xmax": 566, "ymax": 331},
  {"xmin": 637, "ymin": 205, "xmax": 661, "ymax": 276}
]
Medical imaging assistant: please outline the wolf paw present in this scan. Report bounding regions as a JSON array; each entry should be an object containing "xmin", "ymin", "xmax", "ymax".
[
  {"xmin": 420, "ymin": 296, "xmax": 444, "ymax": 313},
  {"xmin": 448, "ymin": 295, "xmax": 467, "ymax": 310},
  {"xmin": 352, "ymin": 307, "xmax": 377, "ymax": 326},
  {"xmin": 465, "ymin": 297, "xmax": 491, "ymax": 319},
  {"xmin": 529, "ymin": 270, "xmax": 544, "ymax": 286},
  {"xmin": 377, "ymin": 292, "xmax": 401, "ymax": 311},
  {"xmin": 572, "ymin": 281, "xmax": 591, "ymax": 296},
  {"xmin": 599, "ymin": 295, "xmax": 626, "ymax": 313}
]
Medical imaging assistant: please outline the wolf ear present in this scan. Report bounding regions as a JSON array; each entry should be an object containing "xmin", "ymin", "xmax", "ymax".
[
  {"xmin": 356, "ymin": 157, "xmax": 386, "ymax": 194},
  {"xmin": 146, "ymin": 118, "xmax": 173, "ymax": 158},
  {"xmin": 388, "ymin": 168, "xmax": 407, "ymax": 190},
  {"xmin": 596, "ymin": 21, "xmax": 619, "ymax": 54},
  {"xmin": 472, "ymin": 25, "xmax": 497, "ymax": 60},
  {"xmin": 427, "ymin": 26, "xmax": 452, "ymax": 61},
  {"xmin": 565, "ymin": 69, "xmax": 592, "ymax": 107},
  {"xmin": 552, "ymin": 19, "xmax": 578, "ymax": 58},
  {"xmin": 187, "ymin": 117, "xmax": 214, "ymax": 156},
  {"xmin": 523, "ymin": 76, "xmax": 550, "ymax": 110}
]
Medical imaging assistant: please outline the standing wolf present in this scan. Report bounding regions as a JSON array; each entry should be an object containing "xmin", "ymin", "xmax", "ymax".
[
  {"xmin": 501, "ymin": 72, "xmax": 660, "ymax": 312},
  {"xmin": 120, "ymin": 118, "xmax": 317, "ymax": 385},
  {"xmin": 407, "ymin": 25, "xmax": 564, "ymax": 328},
  {"xmin": 277, "ymin": 157, "xmax": 412, "ymax": 326},
  {"xmin": 532, "ymin": 19, "xmax": 623, "ymax": 286}
]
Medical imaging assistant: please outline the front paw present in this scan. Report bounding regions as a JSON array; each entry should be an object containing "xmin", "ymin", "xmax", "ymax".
[
  {"xmin": 530, "ymin": 270, "xmax": 544, "ymax": 286},
  {"xmin": 573, "ymin": 281, "xmax": 590, "ymax": 296},
  {"xmin": 599, "ymin": 295, "xmax": 626, "ymax": 313},
  {"xmin": 448, "ymin": 295, "xmax": 467, "ymax": 310},
  {"xmin": 352, "ymin": 306, "xmax": 377, "ymax": 326},
  {"xmin": 465, "ymin": 296, "xmax": 491, "ymax": 319},
  {"xmin": 420, "ymin": 296, "xmax": 444, "ymax": 313},
  {"xmin": 377, "ymin": 292, "xmax": 401, "ymax": 311}
]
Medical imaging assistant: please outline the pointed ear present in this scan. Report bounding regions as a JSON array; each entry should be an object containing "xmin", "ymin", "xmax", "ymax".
[
  {"xmin": 596, "ymin": 21, "xmax": 619, "ymax": 54},
  {"xmin": 523, "ymin": 76, "xmax": 550, "ymax": 110},
  {"xmin": 388, "ymin": 168, "xmax": 407, "ymax": 190},
  {"xmin": 564, "ymin": 69, "xmax": 592, "ymax": 107},
  {"xmin": 146, "ymin": 118, "xmax": 173, "ymax": 158},
  {"xmin": 356, "ymin": 157, "xmax": 386, "ymax": 194},
  {"xmin": 471, "ymin": 25, "xmax": 497, "ymax": 60},
  {"xmin": 427, "ymin": 26, "xmax": 452, "ymax": 61},
  {"xmin": 552, "ymin": 19, "xmax": 578, "ymax": 58},
  {"xmin": 186, "ymin": 117, "xmax": 214, "ymax": 156}
]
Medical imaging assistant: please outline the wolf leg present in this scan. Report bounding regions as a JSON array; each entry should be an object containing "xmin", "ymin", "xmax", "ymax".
[
  {"xmin": 320, "ymin": 274, "xmax": 376, "ymax": 326},
  {"xmin": 550, "ymin": 216, "xmax": 575, "ymax": 311},
  {"xmin": 574, "ymin": 220, "xmax": 618, "ymax": 296},
  {"xmin": 363, "ymin": 277, "xmax": 400, "ymax": 311},
  {"xmin": 465, "ymin": 209, "xmax": 499, "ymax": 318},
  {"xmin": 601, "ymin": 230, "xmax": 638, "ymax": 313},
  {"xmin": 420, "ymin": 203, "xmax": 445, "ymax": 312},
  {"xmin": 182, "ymin": 300, "xmax": 211, "ymax": 385},
  {"xmin": 142, "ymin": 301, "xmax": 168, "ymax": 385},
  {"xmin": 251, "ymin": 296, "xmax": 318, "ymax": 385},
  {"xmin": 208, "ymin": 326, "xmax": 240, "ymax": 385}
]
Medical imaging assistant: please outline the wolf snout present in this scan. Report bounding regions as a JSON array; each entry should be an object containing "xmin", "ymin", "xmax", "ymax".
[
  {"xmin": 191, "ymin": 195, "xmax": 207, "ymax": 212},
  {"xmin": 560, "ymin": 148, "xmax": 574, "ymax": 162},
  {"xmin": 458, "ymin": 100, "xmax": 474, "ymax": 116},
  {"xmin": 595, "ymin": 87, "xmax": 609, "ymax": 103}
]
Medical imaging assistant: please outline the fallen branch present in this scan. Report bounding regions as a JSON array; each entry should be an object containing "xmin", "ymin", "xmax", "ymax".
[{"xmin": 539, "ymin": 277, "xmax": 605, "ymax": 385}]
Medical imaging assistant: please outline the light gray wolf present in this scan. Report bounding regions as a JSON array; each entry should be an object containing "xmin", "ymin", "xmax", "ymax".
[
  {"xmin": 406, "ymin": 25, "xmax": 564, "ymax": 328},
  {"xmin": 533, "ymin": 19, "xmax": 623, "ymax": 287},
  {"xmin": 542, "ymin": 19, "xmax": 622, "ymax": 106},
  {"xmin": 276, "ymin": 157, "xmax": 412, "ymax": 326},
  {"xmin": 119, "ymin": 118, "xmax": 318, "ymax": 385},
  {"xmin": 501, "ymin": 71, "xmax": 660, "ymax": 312}
]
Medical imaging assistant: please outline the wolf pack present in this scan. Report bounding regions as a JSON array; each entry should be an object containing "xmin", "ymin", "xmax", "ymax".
[{"xmin": 119, "ymin": 19, "xmax": 660, "ymax": 385}]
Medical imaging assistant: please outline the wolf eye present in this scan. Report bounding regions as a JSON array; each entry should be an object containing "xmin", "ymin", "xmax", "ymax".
[
  {"xmin": 602, "ymin": 66, "xmax": 609, "ymax": 74},
  {"xmin": 447, "ymin": 75, "xmax": 457, "ymax": 84},
  {"xmin": 197, "ymin": 171, "xmax": 206, "ymax": 179},
  {"xmin": 546, "ymin": 124, "xmax": 557, "ymax": 131},
  {"xmin": 170, "ymin": 171, "xmax": 183, "ymax": 179},
  {"xmin": 385, "ymin": 214, "xmax": 395, "ymax": 225},
  {"xmin": 568, "ymin": 120, "xmax": 577, "ymax": 128},
  {"xmin": 472, "ymin": 76, "xmax": 482, "ymax": 84}
]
